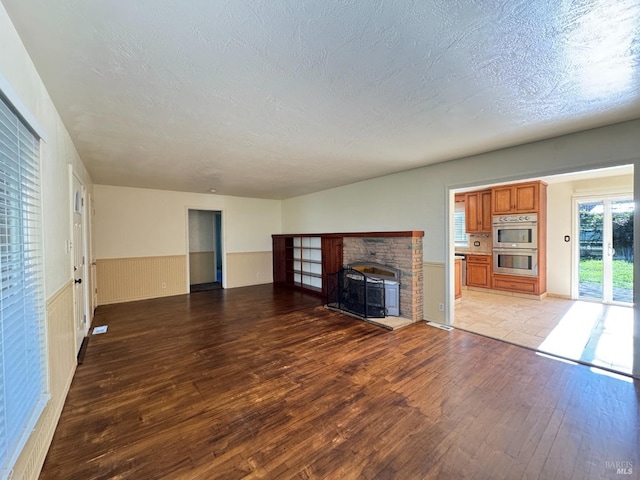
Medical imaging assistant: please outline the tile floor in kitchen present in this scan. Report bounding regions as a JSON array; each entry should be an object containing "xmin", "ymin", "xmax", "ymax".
[{"xmin": 453, "ymin": 289, "xmax": 633, "ymax": 376}]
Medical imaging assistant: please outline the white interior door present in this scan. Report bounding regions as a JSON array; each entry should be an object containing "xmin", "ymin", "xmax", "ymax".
[{"xmin": 72, "ymin": 175, "xmax": 87, "ymax": 353}]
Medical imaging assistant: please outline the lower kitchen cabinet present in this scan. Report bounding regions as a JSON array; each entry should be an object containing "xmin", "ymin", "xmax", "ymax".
[
  {"xmin": 455, "ymin": 258, "xmax": 462, "ymax": 299},
  {"xmin": 492, "ymin": 274, "xmax": 539, "ymax": 295},
  {"xmin": 466, "ymin": 254, "xmax": 491, "ymax": 288}
]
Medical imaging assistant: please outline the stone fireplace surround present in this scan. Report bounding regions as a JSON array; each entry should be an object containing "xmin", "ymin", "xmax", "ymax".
[
  {"xmin": 272, "ymin": 231, "xmax": 424, "ymax": 323},
  {"xmin": 342, "ymin": 233, "xmax": 423, "ymax": 322}
]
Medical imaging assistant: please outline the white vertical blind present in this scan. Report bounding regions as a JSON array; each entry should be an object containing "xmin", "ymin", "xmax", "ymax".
[
  {"xmin": 0, "ymin": 95, "xmax": 47, "ymax": 477},
  {"xmin": 454, "ymin": 203, "xmax": 469, "ymax": 246}
]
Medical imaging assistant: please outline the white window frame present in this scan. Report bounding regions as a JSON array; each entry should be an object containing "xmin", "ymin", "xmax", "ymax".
[
  {"xmin": 454, "ymin": 202, "xmax": 469, "ymax": 247},
  {"xmin": 0, "ymin": 76, "xmax": 49, "ymax": 478}
]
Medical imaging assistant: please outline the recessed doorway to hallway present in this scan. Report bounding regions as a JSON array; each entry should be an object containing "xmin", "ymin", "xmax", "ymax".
[{"xmin": 188, "ymin": 209, "xmax": 222, "ymax": 292}]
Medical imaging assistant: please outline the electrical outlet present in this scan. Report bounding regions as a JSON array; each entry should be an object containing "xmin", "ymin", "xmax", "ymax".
[
  {"xmin": 161, "ymin": 282, "xmax": 167, "ymax": 289},
  {"xmin": 438, "ymin": 303, "xmax": 444, "ymax": 311}
]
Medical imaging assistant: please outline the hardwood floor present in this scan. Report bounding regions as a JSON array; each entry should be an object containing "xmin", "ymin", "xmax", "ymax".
[{"xmin": 41, "ymin": 285, "xmax": 638, "ymax": 479}]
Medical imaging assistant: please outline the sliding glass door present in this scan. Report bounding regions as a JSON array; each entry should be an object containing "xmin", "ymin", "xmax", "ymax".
[{"xmin": 577, "ymin": 197, "xmax": 633, "ymax": 304}]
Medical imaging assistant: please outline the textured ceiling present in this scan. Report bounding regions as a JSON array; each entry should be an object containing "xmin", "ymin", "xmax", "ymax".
[{"xmin": 3, "ymin": 0, "xmax": 640, "ymax": 199}]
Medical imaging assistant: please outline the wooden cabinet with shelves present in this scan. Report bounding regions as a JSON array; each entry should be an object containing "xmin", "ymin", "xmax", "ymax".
[
  {"xmin": 465, "ymin": 189, "xmax": 492, "ymax": 233},
  {"xmin": 290, "ymin": 237, "xmax": 323, "ymax": 293},
  {"xmin": 491, "ymin": 181, "xmax": 545, "ymax": 215},
  {"xmin": 466, "ymin": 254, "xmax": 491, "ymax": 288},
  {"xmin": 273, "ymin": 232, "xmax": 421, "ymax": 298}
]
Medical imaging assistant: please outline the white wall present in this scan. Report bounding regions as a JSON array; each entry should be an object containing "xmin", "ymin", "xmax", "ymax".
[
  {"xmin": 93, "ymin": 185, "xmax": 281, "ymax": 258},
  {"xmin": 283, "ymin": 120, "xmax": 640, "ymax": 263},
  {"xmin": 188, "ymin": 210, "xmax": 215, "ymax": 253},
  {"xmin": 547, "ymin": 175, "xmax": 633, "ymax": 297},
  {"xmin": 546, "ymin": 181, "xmax": 575, "ymax": 296},
  {"xmin": 0, "ymin": 4, "xmax": 93, "ymax": 297},
  {"xmin": 282, "ymin": 119, "xmax": 640, "ymax": 377},
  {"xmin": 0, "ymin": 3, "xmax": 93, "ymax": 478},
  {"xmin": 93, "ymin": 185, "xmax": 281, "ymax": 292}
]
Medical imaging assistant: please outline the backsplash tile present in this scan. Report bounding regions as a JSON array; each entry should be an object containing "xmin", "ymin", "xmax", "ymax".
[{"xmin": 456, "ymin": 234, "xmax": 492, "ymax": 254}]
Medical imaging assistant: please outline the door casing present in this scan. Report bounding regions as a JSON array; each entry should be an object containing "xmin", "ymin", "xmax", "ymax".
[
  {"xmin": 71, "ymin": 170, "xmax": 91, "ymax": 353},
  {"xmin": 572, "ymin": 192, "xmax": 633, "ymax": 304}
]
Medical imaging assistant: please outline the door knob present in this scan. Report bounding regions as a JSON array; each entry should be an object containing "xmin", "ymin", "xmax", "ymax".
[{"xmin": 74, "ymin": 278, "xmax": 82, "ymax": 284}]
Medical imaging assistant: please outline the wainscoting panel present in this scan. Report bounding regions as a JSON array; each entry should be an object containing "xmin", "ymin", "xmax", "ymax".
[
  {"xmin": 423, "ymin": 262, "xmax": 446, "ymax": 323},
  {"xmin": 96, "ymin": 255, "xmax": 188, "ymax": 305},
  {"xmin": 12, "ymin": 281, "xmax": 76, "ymax": 480},
  {"xmin": 226, "ymin": 251, "xmax": 273, "ymax": 288},
  {"xmin": 189, "ymin": 251, "xmax": 216, "ymax": 285}
]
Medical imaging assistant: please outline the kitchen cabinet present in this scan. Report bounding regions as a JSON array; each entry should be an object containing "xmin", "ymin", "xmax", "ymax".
[
  {"xmin": 455, "ymin": 258, "xmax": 462, "ymax": 299},
  {"xmin": 493, "ymin": 274, "xmax": 538, "ymax": 295},
  {"xmin": 490, "ymin": 180, "xmax": 547, "ymax": 296},
  {"xmin": 466, "ymin": 254, "xmax": 491, "ymax": 288},
  {"xmin": 465, "ymin": 189, "xmax": 492, "ymax": 233},
  {"xmin": 491, "ymin": 181, "xmax": 544, "ymax": 215}
]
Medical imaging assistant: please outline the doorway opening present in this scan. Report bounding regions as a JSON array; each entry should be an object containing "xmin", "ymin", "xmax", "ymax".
[
  {"xmin": 188, "ymin": 209, "xmax": 223, "ymax": 292},
  {"xmin": 450, "ymin": 164, "xmax": 634, "ymax": 375},
  {"xmin": 576, "ymin": 197, "xmax": 633, "ymax": 304}
]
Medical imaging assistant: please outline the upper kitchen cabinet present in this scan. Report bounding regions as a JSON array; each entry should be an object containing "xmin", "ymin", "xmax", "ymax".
[
  {"xmin": 465, "ymin": 189, "xmax": 492, "ymax": 233},
  {"xmin": 491, "ymin": 181, "xmax": 547, "ymax": 215}
]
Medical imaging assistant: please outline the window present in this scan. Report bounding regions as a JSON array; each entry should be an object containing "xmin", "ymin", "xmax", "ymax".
[
  {"xmin": 0, "ymin": 93, "xmax": 47, "ymax": 477},
  {"xmin": 454, "ymin": 202, "xmax": 469, "ymax": 247}
]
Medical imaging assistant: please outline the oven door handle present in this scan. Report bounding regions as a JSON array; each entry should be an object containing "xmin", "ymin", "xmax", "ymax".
[
  {"xmin": 492, "ymin": 248, "xmax": 538, "ymax": 253},
  {"xmin": 492, "ymin": 221, "xmax": 538, "ymax": 227}
]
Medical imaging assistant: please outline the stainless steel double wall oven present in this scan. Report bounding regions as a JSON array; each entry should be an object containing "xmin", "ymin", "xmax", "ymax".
[{"xmin": 492, "ymin": 214, "xmax": 538, "ymax": 276}]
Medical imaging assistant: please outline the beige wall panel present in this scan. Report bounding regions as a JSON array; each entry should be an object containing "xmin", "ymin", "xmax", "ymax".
[
  {"xmin": 97, "ymin": 255, "xmax": 188, "ymax": 305},
  {"xmin": 13, "ymin": 282, "xmax": 76, "ymax": 480},
  {"xmin": 423, "ymin": 262, "xmax": 446, "ymax": 323},
  {"xmin": 226, "ymin": 251, "xmax": 273, "ymax": 288},
  {"xmin": 189, "ymin": 251, "xmax": 216, "ymax": 284}
]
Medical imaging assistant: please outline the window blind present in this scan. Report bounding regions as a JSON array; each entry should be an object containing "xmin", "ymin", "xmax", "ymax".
[
  {"xmin": 0, "ymin": 95, "xmax": 47, "ymax": 477},
  {"xmin": 454, "ymin": 203, "xmax": 468, "ymax": 246}
]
